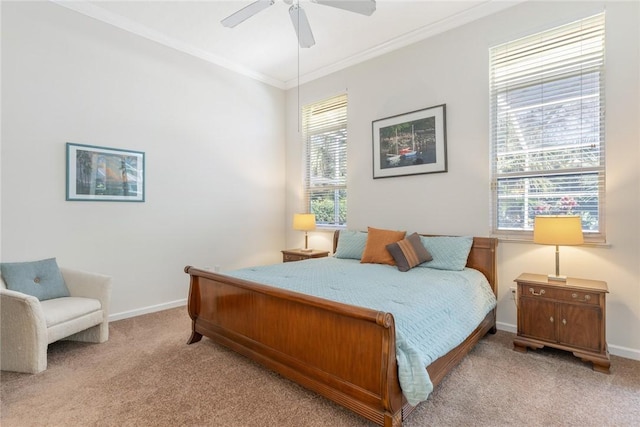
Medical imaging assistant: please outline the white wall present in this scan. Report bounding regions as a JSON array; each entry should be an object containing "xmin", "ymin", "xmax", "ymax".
[
  {"xmin": 2, "ymin": 1, "xmax": 637, "ymax": 359},
  {"xmin": 1, "ymin": 2, "xmax": 286, "ymax": 318},
  {"xmin": 285, "ymin": 1, "xmax": 640, "ymax": 359}
]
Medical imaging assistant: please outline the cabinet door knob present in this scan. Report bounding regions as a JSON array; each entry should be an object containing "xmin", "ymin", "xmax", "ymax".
[
  {"xmin": 562, "ymin": 318, "xmax": 567, "ymax": 326},
  {"xmin": 550, "ymin": 316, "xmax": 554, "ymax": 323},
  {"xmin": 529, "ymin": 287, "xmax": 546, "ymax": 296}
]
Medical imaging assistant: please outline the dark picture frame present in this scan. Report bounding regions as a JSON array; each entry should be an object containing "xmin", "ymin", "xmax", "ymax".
[
  {"xmin": 372, "ymin": 104, "xmax": 447, "ymax": 179},
  {"xmin": 66, "ymin": 143, "xmax": 145, "ymax": 202}
]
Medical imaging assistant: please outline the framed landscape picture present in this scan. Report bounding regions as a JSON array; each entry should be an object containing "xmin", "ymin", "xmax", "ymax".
[
  {"xmin": 372, "ymin": 104, "xmax": 447, "ymax": 179},
  {"xmin": 66, "ymin": 143, "xmax": 145, "ymax": 202}
]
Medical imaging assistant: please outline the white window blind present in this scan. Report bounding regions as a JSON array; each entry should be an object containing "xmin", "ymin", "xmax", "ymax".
[
  {"xmin": 302, "ymin": 94, "xmax": 347, "ymax": 227},
  {"xmin": 490, "ymin": 13, "xmax": 605, "ymax": 241}
]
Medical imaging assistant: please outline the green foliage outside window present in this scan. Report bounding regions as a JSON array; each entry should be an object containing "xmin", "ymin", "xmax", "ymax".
[{"xmin": 310, "ymin": 194, "xmax": 346, "ymax": 226}]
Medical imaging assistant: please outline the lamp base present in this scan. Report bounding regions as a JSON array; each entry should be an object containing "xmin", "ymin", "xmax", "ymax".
[
  {"xmin": 299, "ymin": 248, "xmax": 313, "ymax": 253},
  {"xmin": 548, "ymin": 274, "xmax": 567, "ymax": 282}
]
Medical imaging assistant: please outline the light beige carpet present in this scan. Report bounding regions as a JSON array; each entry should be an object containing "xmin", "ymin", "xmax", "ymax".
[{"xmin": 1, "ymin": 307, "xmax": 639, "ymax": 426}]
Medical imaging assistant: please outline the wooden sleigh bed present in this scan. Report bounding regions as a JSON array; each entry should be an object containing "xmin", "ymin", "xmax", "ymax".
[{"xmin": 185, "ymin": 231, "xmax": 498, "ymax": 427}]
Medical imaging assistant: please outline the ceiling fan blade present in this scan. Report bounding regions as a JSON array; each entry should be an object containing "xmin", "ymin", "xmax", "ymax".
[
  {"xmin": 312, "ymin": 0, "xmax": 376, "ymax": 16},
  {"xmin": 289, "ymin": 5, "xmax": 315, "ymax": 48},
  {"xmin": 221, "ymin": 0, "xmax": 275, "ymax": 28}
]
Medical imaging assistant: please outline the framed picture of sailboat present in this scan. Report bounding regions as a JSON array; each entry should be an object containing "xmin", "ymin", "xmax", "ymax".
[{"xmin": 372, "ymin": 104, "xmax": 447, "ymax": 178}]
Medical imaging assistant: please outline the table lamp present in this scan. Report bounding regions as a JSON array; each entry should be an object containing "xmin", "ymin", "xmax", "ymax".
[
  {"xmin": 293, "ymin": 213, "xmax": 316, "ymax": 252},
  {"xmin": 533, "ymin": 215, "xmax": 584, "ymax": 281}
]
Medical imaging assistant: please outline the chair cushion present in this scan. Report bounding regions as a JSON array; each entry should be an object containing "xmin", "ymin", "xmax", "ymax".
[
  {"xmin": 40, "ymin": 297, "xmax": 102, "ymax": 327},
  {"xmin": 0, "ymin": 258, "xmax": 70, "ymax": 301}
]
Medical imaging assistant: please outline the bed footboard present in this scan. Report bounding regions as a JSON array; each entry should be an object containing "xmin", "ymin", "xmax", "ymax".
[
  {"xmin": 185, "ymin": 236, "xmax": 497, "ymax": 426},
  {"xmin": 185, "ymin": 266, "xmax": 405, "ymax": 427}
]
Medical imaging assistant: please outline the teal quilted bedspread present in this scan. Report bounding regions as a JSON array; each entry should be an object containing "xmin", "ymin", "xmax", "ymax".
[{"xmin": 226, "ymin": 257, "xmax": 496, "ymax": 406}]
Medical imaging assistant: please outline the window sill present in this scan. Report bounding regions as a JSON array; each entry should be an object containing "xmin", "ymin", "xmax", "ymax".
[{"xmin": 494, "ymin": 235, "xmax": 611, "ymax": 248}]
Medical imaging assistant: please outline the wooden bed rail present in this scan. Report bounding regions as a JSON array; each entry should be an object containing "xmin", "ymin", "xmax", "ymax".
[
  {"xmin": 185, "ymin": 266, "xmax": 395, "ymax": 325},
  {"xmin": 185, "ymin": 266, "xmax": 405, "ymax": 426}
]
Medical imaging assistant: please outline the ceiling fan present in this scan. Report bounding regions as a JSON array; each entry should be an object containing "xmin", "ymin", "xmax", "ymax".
[{"xmin": 221, "ymin": 0, "xmax": 377, "ymax": 48}]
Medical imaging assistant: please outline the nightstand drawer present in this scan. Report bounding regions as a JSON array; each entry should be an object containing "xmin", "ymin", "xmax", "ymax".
[
  {"xmin": 283, "ymin": 253, "xmax": 307, "ymax": 262},
  {"xmin": 523, "ymin": 285, "xmax": 601, "ymax": 306},
  {"xmin": 281, "ymin": 249, "xmax": 330, "ymax": 263}
]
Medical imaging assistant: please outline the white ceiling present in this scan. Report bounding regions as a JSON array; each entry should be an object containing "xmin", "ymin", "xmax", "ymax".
[{"xmin": 53, "ymin": 0, "xmax": 524, "ymax": 89}]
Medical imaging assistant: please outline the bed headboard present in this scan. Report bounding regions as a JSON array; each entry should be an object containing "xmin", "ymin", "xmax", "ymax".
[{"xmin": 332, "ymin": 230, "xmax": 498, "ymax": 295}]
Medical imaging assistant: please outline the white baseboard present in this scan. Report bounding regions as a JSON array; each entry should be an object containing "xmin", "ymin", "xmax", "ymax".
[
  {"xmin": 496, "ymin": 321, "xmax": 517, "ymax": 334},
  {"xmin": 607, "ymin": 344, "xmax": 640, "ymax": 361},
  {"xmin": 109, "ymin": 298, "xmax": 187, "ymax": 322},
  {"xmin": 496, "ymin": 321, "xmax": 640, "ymax": 361}
]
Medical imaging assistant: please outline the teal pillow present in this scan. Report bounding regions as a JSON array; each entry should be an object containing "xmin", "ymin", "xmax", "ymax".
[
  {"xmin": 334, "ymin": 230, "xmax": 368, "ymax": 260},
  {"xmin": 0, "ymin": 258, "xmax": 70, "ymax": 301},
  {"xmin": 418, "ymin": 236, "xmax": 473, "ymax": 271}
]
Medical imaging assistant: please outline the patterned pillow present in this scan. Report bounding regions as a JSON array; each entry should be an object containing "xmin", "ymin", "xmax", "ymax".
[
  {"xmin": 386, "ymin": 233, "xmax": 433, "ymax": 272},
  {"xmin": 0, "ymin": 258, "xmax": 70, "ymax": 301},
  {"xmin": 334, "ymin": 230, "xmax": 368, "ymax": 260},
  {"xmin": 418, "ymin": 236, "xmax": 473, "ymax": 271},
  {"xmin": 360, "ymin": 227, "xmax": 406, "ymax": 266}
]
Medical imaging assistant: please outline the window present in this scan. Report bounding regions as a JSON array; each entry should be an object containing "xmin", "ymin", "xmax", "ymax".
[
  {"xmin": 490, "ymin": 13, "xmax": 605, "ymax": 241},
  {"xmin": 302, "ymin": 94, "xmax": 347, "ymax": 228}
]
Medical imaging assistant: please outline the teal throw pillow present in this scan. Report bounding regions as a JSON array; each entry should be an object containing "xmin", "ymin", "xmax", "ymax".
[
  {"xmin": 1, "ymin": 258, "xmax": 70, "ymax": 301},
  {"xmin": 418, "ymin": 236, "xmax": 473, "ymax": 271},
  {"xmin": 334, "ymin": 230, "xmax": 368, "ymax": 260}
]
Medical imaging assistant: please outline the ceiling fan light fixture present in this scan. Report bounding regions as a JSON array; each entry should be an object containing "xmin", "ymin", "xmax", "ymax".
[{"xmin": 289, "ymin": 4, "xmax": 316, "ymax": 48}]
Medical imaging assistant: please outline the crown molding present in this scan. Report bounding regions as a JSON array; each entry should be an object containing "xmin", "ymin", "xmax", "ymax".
[
  {"xmin": 49, "ymin": 0, "xmax": 287, "ymax": 89},
  {"xmin": 285, "ymin": 0, "xmax": 526, "ymax": 89},
  {"xmin": 50, "ymin": 0, "xmax": 524, "ymax": 91}
]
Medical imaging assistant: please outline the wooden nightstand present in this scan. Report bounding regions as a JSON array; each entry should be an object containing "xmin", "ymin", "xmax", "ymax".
[
  {"xmin": 281, "ymin": 249, "xmax": 330, "ymax": 263},
  {"xmin": 513, "ymin": 273, "xmax": 610, "ymax": 373}
]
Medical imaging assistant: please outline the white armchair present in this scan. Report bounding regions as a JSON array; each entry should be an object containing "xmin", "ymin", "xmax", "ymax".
[{"xmin": 1, "ymin": 267, "xmax": 112, "ymax": 374}]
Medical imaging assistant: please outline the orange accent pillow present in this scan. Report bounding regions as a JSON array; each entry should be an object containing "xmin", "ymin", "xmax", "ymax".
[{"xmin": 360, "ymin": 227, "xmax": 406, "ymax": 266}]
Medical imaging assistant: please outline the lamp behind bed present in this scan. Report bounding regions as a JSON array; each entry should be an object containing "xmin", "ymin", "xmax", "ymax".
[{"xmin": 293, "ymin": 213, "xmax": 316, "ymax": 252}]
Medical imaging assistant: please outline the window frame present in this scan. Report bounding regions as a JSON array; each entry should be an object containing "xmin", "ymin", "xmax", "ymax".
[
  {"xmin": 301, "ymin": 94, "xmax": 348, "ymax": 229},
  {"xmin": 489, "ymin": 13, "xmax": 606, "ymax": 243}
]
